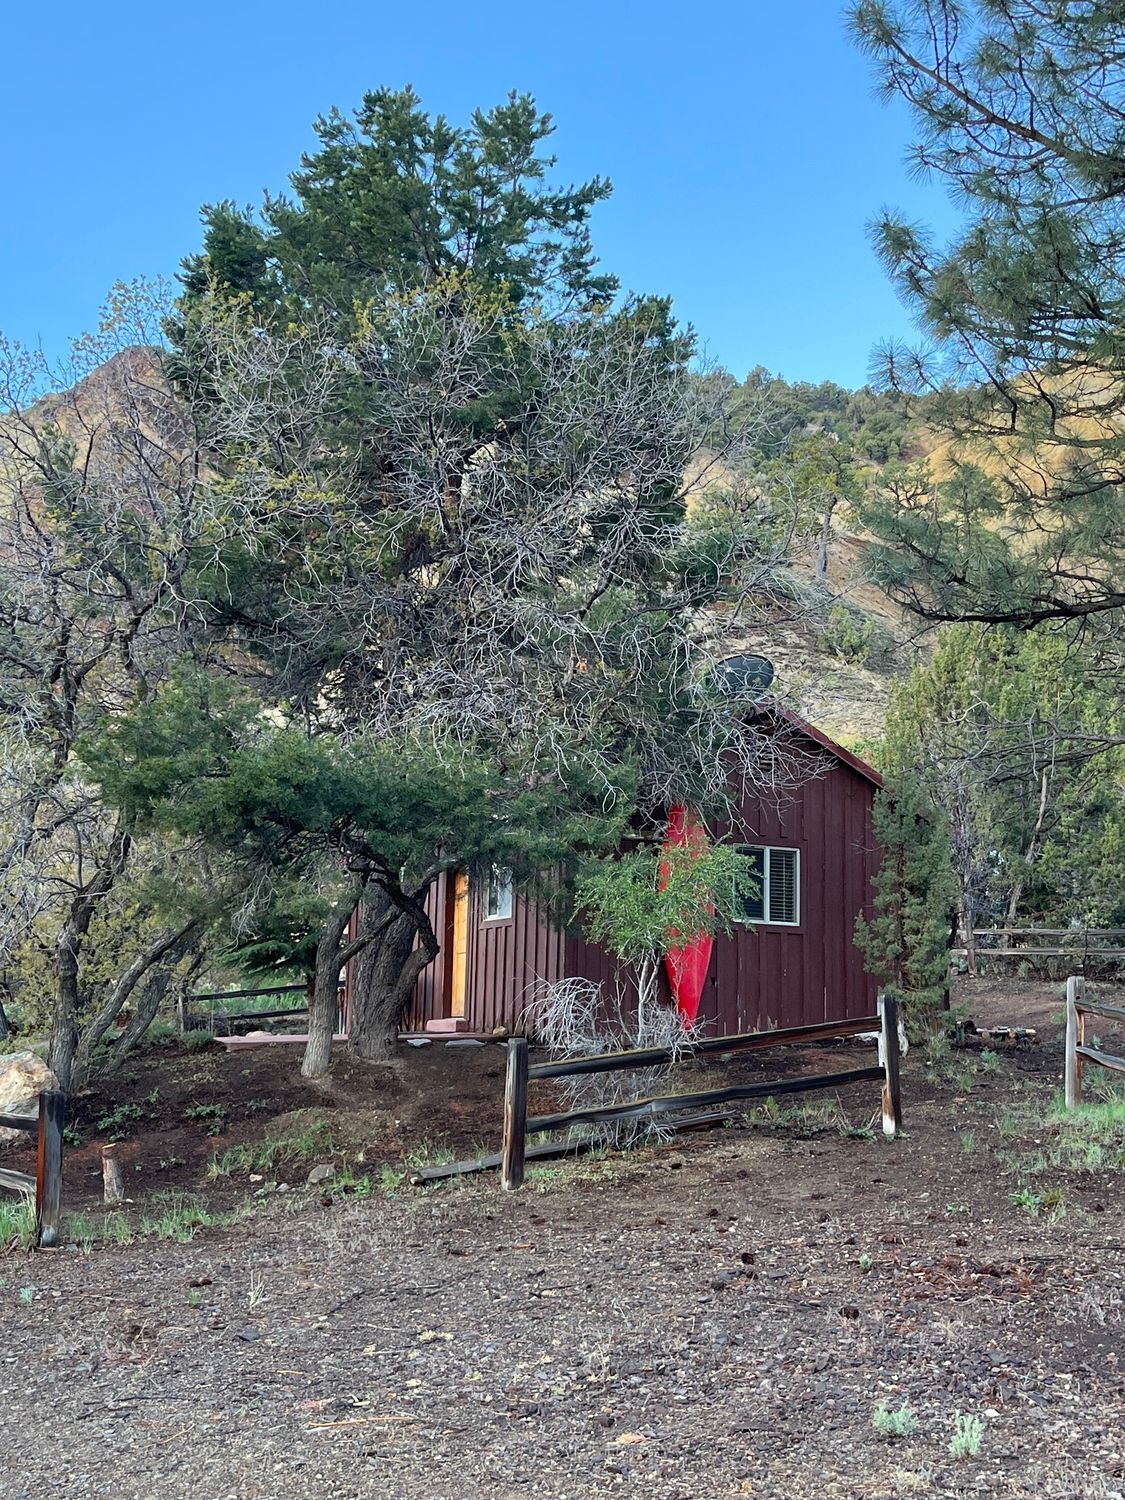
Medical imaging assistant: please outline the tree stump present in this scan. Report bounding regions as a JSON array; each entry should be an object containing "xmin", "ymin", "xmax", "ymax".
[{"xmin": 102, "ymin": 1143, "xmax": 125, "ymax": 1206}]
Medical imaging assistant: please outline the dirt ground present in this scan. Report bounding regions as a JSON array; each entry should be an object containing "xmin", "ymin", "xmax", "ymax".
[{"xmin": 0, "ymin": 980, "xmax": 1122, "ymax": 1499}]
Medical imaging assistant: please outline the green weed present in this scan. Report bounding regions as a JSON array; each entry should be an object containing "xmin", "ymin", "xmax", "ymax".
[
  {"xmin": 207, "ymin": 1115, "xmax": 335, "ymax": 1180},
  {"xmin": 960, "ymin": 1131, "xmax": 976, "ymax": 1154},
  {"xmin": 139, "ymin": 1192, "xmax": 214, "ymax": 1242},
  {"xmin": 0, "ymin": 1194, "xmax": 37, "ymax": 1252},
  {"xmin": 872, "ymin": 1401, "xmax": 919, "ymax": 1440},
  {"xmin": 1008, "ymin": 1186, "xmax": 1041, "ymax": 1216},
  {"xmin": 948, "ymin": 1412, "xmax": 984, "ymax": 1460},
  {"xmin": 94, "ymin": 1101, "xmax": 146, "ymax": 1135},
  {"xmin": 183, "ymin": 1103, "xmax": 226, "ymax": 1136}
]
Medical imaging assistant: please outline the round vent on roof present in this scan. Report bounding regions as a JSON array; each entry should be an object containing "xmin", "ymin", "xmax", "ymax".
[{"xmin": 710, "ymin": 653, "xmax": 775, "ymax": 700}]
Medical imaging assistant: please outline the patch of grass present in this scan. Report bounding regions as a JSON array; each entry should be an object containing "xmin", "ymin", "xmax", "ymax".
[
  {"xmin": 139, "ymin": 1191, "xmax": 215, "ymax": 1242},
  {"xmin": 401, "ymin": 1140, "xmax": 458, "ymax": 1172},
  {"xmin": 858, "ymin": 1252, "xmax": 874, "ymax": 1273},
  {"xmin": 181, "ymin": 1029, "xmax": 214, "ymax": 1053},
  {"xmin": 749, "ymin": 1095, "xmax": 854, "ymax": 1136},
  {"xmin": 978, "ymin": 1049, "xmax": 1001, "ymax": 1074},
  {"xmin": 376, "ymin": 1164, "xmax": 405, "ymax": 1195},
  {"xmin": 0, "ymin": 1194, "xmax": 37, "ymax": 1253},
  {"xmin": 525, "ymin": 1151, "xmax": 610, "ymax": 1192},
  {"xmin": 1044, "ymin": 1086, "xmax": 1125, "ymax": 1172},
  {"xmin": 67, "ymin": 1211, "xmax": 136, "ymax": 1252},
  {"xmin": 18, "ymin": 1285, "xmax": 34, "ymax": 1304},
  {"xmin": 207, "ymin": 1115, "xmax": 336, "ymax": 1180},
  {"xmin": 948, "ymin": 1411, "xmax": 984, "ymax": 1460},
  {"xmin": 960, "ymin": 1130, "xmax": 976, "ymax": 1154},
  {"xmin": 872, "ymin": 1401, "xmax": 919, "ymax": 1440}
]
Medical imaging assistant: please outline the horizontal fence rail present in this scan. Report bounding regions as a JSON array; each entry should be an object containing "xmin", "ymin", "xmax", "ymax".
[
  {"xmin": 412, "ymin": 998, "xmax": 903, "ymax": 1191},
  {"xmin": 1065, "ymin": 975, "xmax": 1125, "ymax": 1106},
  {"xmin": 954, "ymin": 928, "xmax": 1125, "ymax": 961},
  {"xmin": 0, "ymin": 1091, "xmax": 65, "ymax": 1247},
  {"xmin": 186, "ymin": 982, "xmax": 345, "ymax": 1033}
]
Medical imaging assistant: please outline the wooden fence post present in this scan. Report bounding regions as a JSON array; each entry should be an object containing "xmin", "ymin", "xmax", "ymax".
[
  {"xmin": 1064, "ymin": 974, "xmax": 1085, "ymax": 1109},
  {"xmin": 35, "ymin": 1090, "xmax": 65, "ymax": 1248},
  {"xmin": 877, "ymin": 992, "xmax": 902, "ymax": 1139},
  {"xmin": 501, "ymin": 1037, "xmax": 529, "ymax": 1192}
]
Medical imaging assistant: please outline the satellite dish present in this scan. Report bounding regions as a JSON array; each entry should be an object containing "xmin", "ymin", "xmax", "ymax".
[{"xmin": 710, "ymin": 653, "xmax": 775, "ymax": 700}]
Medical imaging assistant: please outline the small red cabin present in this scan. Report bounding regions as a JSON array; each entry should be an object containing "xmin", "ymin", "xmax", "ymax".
[{"xmin": 386, "ymin": 709, "xmax": 883, "ymax": 1038}]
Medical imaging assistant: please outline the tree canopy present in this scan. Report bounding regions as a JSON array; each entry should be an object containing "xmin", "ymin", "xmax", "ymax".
[{"xmin": 850, "ymin": 0, "xmax": 1125, "ymax": 633}]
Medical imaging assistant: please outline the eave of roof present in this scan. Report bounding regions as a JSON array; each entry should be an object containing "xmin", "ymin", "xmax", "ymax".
[{"xmin": 756, "ymin": 701, "xmax": 884, "ymax": 790}]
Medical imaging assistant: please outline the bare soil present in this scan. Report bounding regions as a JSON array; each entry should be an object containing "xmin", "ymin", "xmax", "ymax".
[{"xmin": 0, "ymin": 980, "xmax": 1122, "ymax": 1499}]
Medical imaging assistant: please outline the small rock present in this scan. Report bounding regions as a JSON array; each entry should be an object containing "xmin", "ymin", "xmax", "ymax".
[
  {"xmin": 306, "ymin": 1163, "xmax": 337, "ymax": 1186},
  {"xmin": 236, "ymin": 1327, "xmax": 259, "ymax": 1342}
]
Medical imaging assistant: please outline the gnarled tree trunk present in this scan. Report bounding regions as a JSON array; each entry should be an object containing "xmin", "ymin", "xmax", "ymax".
[
  {"xmin": 349, "ymin": 903, "xmax": 438, "ymax": 1061},
  {"xmin": 301, "ymin": 901, "xmax": 355, "ymax": 1081}
]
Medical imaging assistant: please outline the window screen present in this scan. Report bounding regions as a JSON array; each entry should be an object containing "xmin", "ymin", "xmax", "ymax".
[
  {"xmin": 766, "ymin": 847, "xmax": 799, "ymax": 924},
  {"xmin": 735, "ymin": 845, "xmax": 800, "ymax": 927},
  {"xmin": 485, "ymin": 865, "xmax": 514, "ymax": 920}
]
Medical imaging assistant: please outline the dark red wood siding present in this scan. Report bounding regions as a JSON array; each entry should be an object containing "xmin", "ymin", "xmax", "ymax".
[
  {"xmin": 459, "ymin": 886, "xmax": 566, "ymax": 1031},
  {"xmin": 406, "ymin": 724, "xmax": 880, "ymax": 1036},
  {"xmin": 696, "ymin": 757, "xmax": 878, "ymax": 1035}
]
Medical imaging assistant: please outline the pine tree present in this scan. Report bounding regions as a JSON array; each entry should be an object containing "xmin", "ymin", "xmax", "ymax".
[
  {"xmin": 849, "ymin": 2, "xmax": 1125, "ymax": 636},
  {"xmin": 856, "ymin": 773, "xmax": 957, "ymax": 1036}
]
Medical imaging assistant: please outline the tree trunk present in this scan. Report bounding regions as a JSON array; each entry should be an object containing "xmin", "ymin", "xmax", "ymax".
[
  {"xmin": 815, "ymin": 498, "xmax": 838, "ymax": 581},
  {"xmin": 348, "ymin": 894, "xmax": 422, "ymax": 1062},
  {"xmin": 1006, "ymin": 766, "xmax": 1051, "ymax": 924},
  {"xmin": 50, "ymin": 913, "xmax": 85, "ymax": 1096},
  {"xmin": 95, "ymin": 968, "xmax": 174, "ymax": 1081},
  {"xmin": 72, "ymin": 921, "xmax": 200, "ymax": 1089},
  {"xmin": 301, "ymin": 902, "xmax": 355, "ymax": 1080},
  {"xmin": 0, "ymin": 989, "xmax": 10, "ymax": 1042},
  {"xmin": 48, "ymin": 831, "xmax": 131, "ymax": 1095}
]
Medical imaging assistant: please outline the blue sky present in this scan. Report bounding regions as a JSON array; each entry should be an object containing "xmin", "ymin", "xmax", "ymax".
[{"xmin": 1, "ymin": 1, "xmax": 958, "ymax": 387}]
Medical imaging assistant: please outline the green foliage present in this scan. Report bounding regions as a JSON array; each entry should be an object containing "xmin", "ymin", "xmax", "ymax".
[
  {"xmin": 948, "ymin": 1412, "xmax": 984, "ymax": 1461},
  {"xmin": 83, "ymin": 669, "xmax": 630, "ymax": 989},
  {"xmin": 181, "ymin": 1030, "xmax": 214, "ymax": 1053},
  {"xmin": 207, "ymin": 1116, "xmax": 336, "ymax": 1179},
  {"xmin": 817, "ymin": 602, "xmax": 877, "ymax": 665},
  {"xmin": 880, "ymin": 625, "xmax": 1125, "ymax": 929},
  {"xmin": 183, "ymin": 1103, "xmax": 226, "ymax": 1136},
  {"xmin": 575, "ymin": 840, "xmax": 756, "ymax": 968},
  {"xmin": 850, "ymin": 1, "xmax": 1125, "ymax": 636},
  {"xmin": 0, "ymin": 1194, "xmax": 37, "ymax": 1253},
  {"xmin": 1008, "ymin": 1186, "xmax": 1041, "ymax": 1217},
  {"xmin": 94, "ymin": 1101, "xmax": 147, "ymax": 1136},
  {"xmin": 871, "ymin": 1402, "xmax": 919, "ymax": 1441},
  {"xmin": 177, "ymin": 87, "xmax": 616, "ymax": 333},
  {"xmin": 856, "ymin": 771, "xmax": 956, "ymax": 1034},
  {"xmin": 138, "ymin": 1192, "xmax": 216, "ymax": 1242}
]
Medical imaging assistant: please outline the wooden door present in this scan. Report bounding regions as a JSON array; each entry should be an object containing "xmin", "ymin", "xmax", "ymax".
[{"xmin": 449, "ymin": 869, "xmax": 470, "ymax": 1018}]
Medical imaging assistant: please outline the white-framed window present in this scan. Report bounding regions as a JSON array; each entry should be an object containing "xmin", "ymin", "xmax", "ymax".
[
  {"xmin": 484, "ymin": 864, "xmax": 514, "ymax": 921},
  {"xmin": 735, "ymin": 845, "xmax": 800, "ymax": 926}
]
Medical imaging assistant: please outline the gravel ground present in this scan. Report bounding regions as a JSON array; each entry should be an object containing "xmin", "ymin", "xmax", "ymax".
[{"xmin": 1, "ymin": 1059, "xmax": 1123, "ymax": 1500}]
